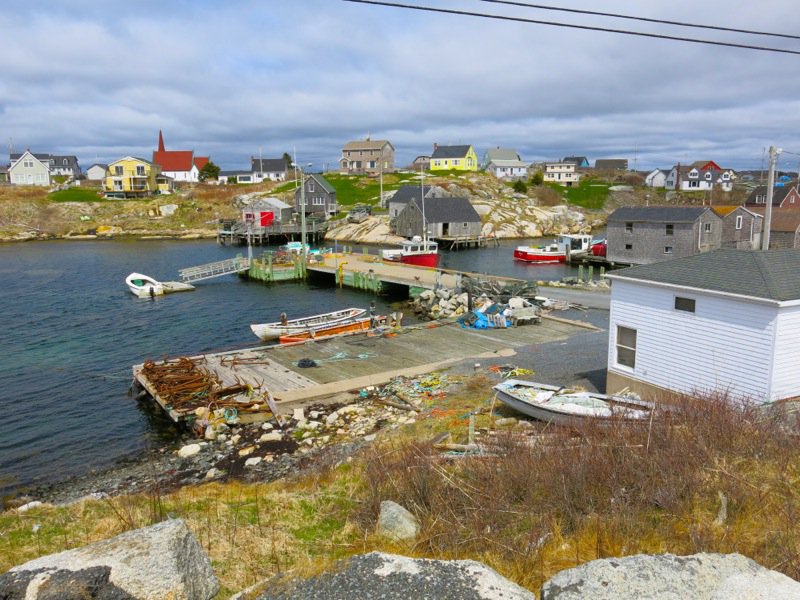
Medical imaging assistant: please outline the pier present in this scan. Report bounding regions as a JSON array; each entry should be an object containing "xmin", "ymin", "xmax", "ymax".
[{"xmin": 132, "ymin": 316, "xmax": 594, "ymax": 426}]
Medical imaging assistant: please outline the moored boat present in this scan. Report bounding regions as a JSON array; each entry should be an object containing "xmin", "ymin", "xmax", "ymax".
[
  {"xmin": 492, "ymin": 379, "xmax": 655, "ymax": 427},
  {"xmin": 250, "ymin": 307, "xmax": 368, "ymax": 341},
  {"xmin": 125, "ymin": 272, "xmax": 165, "ymax": 297},
  {"xmin": 277, "ymin": 317, "xmax": 372, "ymax": 343},
  {"xmin": 513, "ymin": 234, "xmax": 593, "ymax": 264},
  {"xmin": 382, "ymin": 236, "xmax": 439, "ymax": 267}
]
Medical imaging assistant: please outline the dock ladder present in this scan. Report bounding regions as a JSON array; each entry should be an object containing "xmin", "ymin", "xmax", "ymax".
[{"xmin": 179, "ymin": 256, "xmax": 251, "ymax": 283}]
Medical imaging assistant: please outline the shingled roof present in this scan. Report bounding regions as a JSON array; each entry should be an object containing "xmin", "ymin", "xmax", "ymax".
[
  {"xmin": 408, "ymin": 197, "xmax": 480, "ymax": 223},
  {"xmin": 608, "ymin": 249, "xmax": 800, "ymax": 302},
  {"xmin": 390, "ymin": 185, "xmax": 434, "ymax": 205},
  {"xmin": 608, "ymin": 206, "xmax": 712, "ymax": 223},
  {"xmin": 431, "ymin": 145, "xmax": 472, "ymax": 159}
]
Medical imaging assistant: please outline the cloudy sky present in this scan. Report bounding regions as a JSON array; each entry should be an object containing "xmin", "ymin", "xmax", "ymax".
[{"xmin": 2, "ymin": 0, "xmax": 800, "ymax": 172}]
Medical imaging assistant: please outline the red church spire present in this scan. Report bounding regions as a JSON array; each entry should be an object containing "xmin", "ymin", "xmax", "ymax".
[{"xmin": 157, "ymin": 130, "xmax": 165, "ymax": 152}]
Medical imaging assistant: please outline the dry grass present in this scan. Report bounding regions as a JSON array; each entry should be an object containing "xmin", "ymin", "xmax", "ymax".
[{"xmin": 2, "ymin": 377, "xmax": 800, "ymax": 598}]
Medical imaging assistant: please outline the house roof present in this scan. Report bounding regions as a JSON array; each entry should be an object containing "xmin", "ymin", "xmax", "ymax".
[
  {"xmin": 88, "ymin": 163, "xmax": 108, "ymax": 170},
  {"xmin": 153, "ymin": 149, "xmax": 194, "ymax": 172},
  {"xmin": 563, "ymin": 156, "xmax": 588, "ymax": 165},
  {"xmin": 307, "ymin": 173, "xmax": 335, "ymax": 194},
  {"xmin": 389, "ymin": 185, "xmax": 434, "ymax": 205},
  {"xmin": 109, "ymin": 156, "xmax": 153, "ymax": 166},
  {"xmin": 749, "ymin": 207, "xmax": 800, "ymax": 233},
  {"xmin": 595, "ymin": 159, "xmax": 628, "ymax": 169},
  {"xmin": 746, "ymin": 185, "xmax": 794, "ymax": 205},
  {"xmin": 488, "ymin": 159, "xmax": 528, "ymax": 168},
  {"xmin": 250, "ymin": 197, "xmax": 291, "ymax": 210},
  {"xmin": 407, "ymin": 197, "xmax": 480, "ymax": 223},
  {"xmin": 11, "ymin": 152, "xmax": 79, "ymax": 169},
  {"xmin": 486, "ymin": 148, "xmax": 521, "ymax": 162},
  {"xmin": 608, "ymin": 206, "xmax": 713, "ymax": 223},
  {"xmin": 194, "ymin": 156, "xmax": 209, "ymax": 171},
  {"xmin": 431, "ymin": 145, "xmax": 472, "ymax": 159},
  {"xmin": 342, "ymin": 139, "xmax": 393, "ymax": 151},
  {"xmin": 710, "ymin": 205, "xmax": 739, "ymax": 217},
  {"xmin": 251, "ymin": 158, "xmax": 288, "ymax": 172},
  {"xmin": 608, "ymin": 248, "xmax": 800, "ymax": 302}
]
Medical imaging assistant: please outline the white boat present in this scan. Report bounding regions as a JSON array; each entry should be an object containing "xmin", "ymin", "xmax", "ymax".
[
  {"xmin": 250, "ymin": 307, "xmax": 368, "ymax": 341},
  {"xmin": 126, "ymin": 272, "xmax": 165, "ymax": 297},
  {"xmin": 492, "ymin": 379, "xmax": 655, "ymax": 427},
  {"xmin": 513, "ymin": 234, "xmax": 593, "ymax": 263},
  {"xmin": 125, "ymin": 272, "xmax": 195, "ymax": 298}
]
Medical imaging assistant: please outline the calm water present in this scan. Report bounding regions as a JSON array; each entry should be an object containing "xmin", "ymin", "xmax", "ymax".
[{"xmin": 0, "ymin": 237, "xmax": 583, "ymax": 498}]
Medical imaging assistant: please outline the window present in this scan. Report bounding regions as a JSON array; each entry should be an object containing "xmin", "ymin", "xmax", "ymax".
[
  {"xmin": 689, "ymin": 180, "xmax": 700, "ymax": 188},
  {"xmin": 675, "ymin": 297, "xmax": 696, "ymax": 313},
  {"xmin": 24, "ymin": 160, "xmax": 33, "ymax": 168},
  {"xmin": 63, "ymin": 159, "xmax": 68, "ymax": 165},
  {"xmin": 616, "ymin": 326, "xmax": 637, "ymax": 368},
  {"xmin": 433, "ymin": 160, "xmax": 441, "ymax": 167},
  {"xmin": 308, "ymin": 182, "xmax": 315, "ymax": 192},
  {"xmin": 453, "ymin": 159, "xmax": 460, "ymax": 166},
  {"xmin": 705, "ymin": 172, "xmax": 712, "ymax": 180},
  {"xmin": 136, "ymin": 165, "xmax": 146, "ymax": 176},
  {"xmin": 625, "ymin": 222, "xmax": 633, "ymax": 233},
  {"xmin": 625, "ymin": 243, "xmax": 633, "ymax": 250},
  {"xmin": 664, "ymin": 246, "xmax": 673, "ymax": 254},
  {"xmin": 665, "ymin": 223, "xmax": 674, "ymax": 236},
  {"xmin": 735, "ymin": 215, "xmax": 743, "ymax": 230},
  {"xmin": 704, "ymin": 223, "xmax": 712, "ymax": 233},
  {"xmin": 114, "ymin": 165, "xmax": 123, "ymax": 176}
]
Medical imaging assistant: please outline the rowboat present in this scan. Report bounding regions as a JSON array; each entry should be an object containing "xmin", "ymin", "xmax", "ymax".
[
  {"xmin": 126, "ymin": 272, "xmax": 164, "ymax": 297},
  {"xmin": 250, "ymin": 307, "xmax": 368, "ymax": 341},
  {"xmin": 278, "ymin": 317, "xmax": 372, "ymax": 344},
  {"xmin": 492, "ymin": 379, "xmax": 655, "ymax": 427},
  {"xmin": 513, "ymin": 234, "xmax": 593, "ymax": 263}
]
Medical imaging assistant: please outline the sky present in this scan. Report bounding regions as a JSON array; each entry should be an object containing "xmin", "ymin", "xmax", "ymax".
[{"xmin": 2, "ymin": 0, "xmax": 800, "ymax": 173}]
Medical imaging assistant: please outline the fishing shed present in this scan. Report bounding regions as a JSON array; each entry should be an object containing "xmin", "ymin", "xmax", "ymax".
[{"xmin": 393, "ymin": 196, "xmax": 482, "ymax": 240}]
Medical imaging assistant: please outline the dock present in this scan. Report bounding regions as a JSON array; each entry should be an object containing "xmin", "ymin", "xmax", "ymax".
[{"xmin": 132, "ymin": 316, "xmax": 593, "ymax": 426}]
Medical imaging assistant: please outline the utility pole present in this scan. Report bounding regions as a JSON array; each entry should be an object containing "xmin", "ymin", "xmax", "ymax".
[{"xmin": 762, "ymin": 145, "xmax": 781, "ymax": 251}]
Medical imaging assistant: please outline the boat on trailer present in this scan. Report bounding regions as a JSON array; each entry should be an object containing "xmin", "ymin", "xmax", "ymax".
[
  {"xmin": 513, "ymin": 234, "xmax": 593, "ymax": 263},
  {"xmin": 250, "ymin": 307, "xmax": 368, "ymax": 341},
  {"xmin": 492, "ymin": 379, "xmax": 656, "ymax": 427}
]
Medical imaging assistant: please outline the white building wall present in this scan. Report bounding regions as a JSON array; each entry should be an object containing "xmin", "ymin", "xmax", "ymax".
[
  {"xmin": 608, "ymin": 280, "xmax": 777, "ymax": 402},
  {"xmin": 771, "ymin": 304, "xmax": 800, "ymax": 401}
]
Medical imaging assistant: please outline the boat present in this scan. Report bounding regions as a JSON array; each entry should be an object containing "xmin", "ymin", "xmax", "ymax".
[
  {"xmin": 126, "ymin": 272, "xmax": 164, "ymax": 297},
  {"xmin": 590, "ymin": 239, "xmax": 607, "ymax": 257},
  {"xmin": 513, "ymin": 234, "xmax": 593, "ymax": 263},
  {"xmin": 381, "ymin": 236, "xmax": 439, "ymax": 267},
  {"xmin": 277, "ymin": 317, "xmax": 372, "ymax": 343},
  {"xmin": 250, "ymin": 307, "xmax": 368, "ymax": 341},
  {"xmin": 492, "ymin": 379, "xmax": 656, "ymax": 427},
  {"xmin": 125, "ymin": 272, "xmax": 195, "ymax": 298}
]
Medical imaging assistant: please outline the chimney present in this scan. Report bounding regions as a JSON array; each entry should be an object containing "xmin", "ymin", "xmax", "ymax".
[{"xmin": 157, "ymin": 130, "xmax": 165, "ymax": 153}]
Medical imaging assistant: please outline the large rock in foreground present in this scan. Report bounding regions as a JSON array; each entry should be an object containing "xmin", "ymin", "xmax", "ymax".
[
  {"xmin": 541, "ymin": 552, "xmax": 800, "ymax": 600},
  {"xmin": 252, "ymin": 552, "xmax": 535, "ymax": 599},
  {"xmin": 0, "ymin": 518, "xmax": 218, "ymax": 600}
]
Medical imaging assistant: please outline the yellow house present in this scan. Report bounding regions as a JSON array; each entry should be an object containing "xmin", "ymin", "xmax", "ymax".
[
  {"xmin": 104, "ymin": 156, "xmax": 166, "ymax": 198},
  {"xmin": 430, "ymin": 144, "xmax": 478, "ymax": 172}
]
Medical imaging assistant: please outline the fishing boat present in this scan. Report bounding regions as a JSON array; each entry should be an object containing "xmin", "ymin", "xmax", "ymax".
[
  {"xmin": 590, "ymin": 239, "xmax": 607, "ymax": 257},
  {"xmin": 277, "ymin": 317, "xmax": 372, "ymax": 344},
  {"xmin": 492, "ymin": 379, "xmax": 655, "ymax": 427},
  {"xmin": 513, "ymin": 234, "xmax": 593, "ymax": 263},
  {"xmin": 381, "ymin": 236, "xmax": 439, "ymax": 267},
  {"xmin": 250, "ymin": 307, "xmax": 368, "ymax": 341}
]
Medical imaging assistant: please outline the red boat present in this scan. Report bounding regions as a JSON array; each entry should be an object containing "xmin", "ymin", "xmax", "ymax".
[
  {"xmin": 382, "ymin": 236, "xmax": 439, "ymax": 268},
  {"xmin": 514, "ymin": 234, "xmax": 593, "ymax": 264},
  {"xmin": 591, "ymin": 239, "xmax": 607, "ymax": 257}
]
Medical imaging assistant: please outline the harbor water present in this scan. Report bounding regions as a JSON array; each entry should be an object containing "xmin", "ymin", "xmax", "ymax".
[{"xmin": 0, "ymin": 238, "xmax": 585, "ymax": 499}]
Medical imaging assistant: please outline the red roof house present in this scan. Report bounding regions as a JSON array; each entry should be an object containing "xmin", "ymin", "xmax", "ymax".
[{"xmin": 152, "ymin": 130, "xmax": 209, "ymax": 183}]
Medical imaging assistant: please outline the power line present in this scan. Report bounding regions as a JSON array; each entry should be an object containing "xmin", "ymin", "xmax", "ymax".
[
  {"xmin": 478, "ymin": 0, "xmax": 800, "ymax": 41},
  {"xmin": 343, "ymin": 0, "xmax": 800, "ymax": 56}
]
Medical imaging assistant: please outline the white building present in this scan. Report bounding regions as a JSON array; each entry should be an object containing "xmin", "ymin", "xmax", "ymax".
[
  {"xmin": 543, "ymin": 162, "xmax": 579, "ymax": 187},
  {"xmin": 606, "ymin": 249, "xmax": 800, "ymax": 404},
  {"xmin": 483, "ymin": 148, "xmax": 528, "ymax": 179},
  {"xmin": 8, "ymin": 150, "xmax": 51, "ymax": 185},
  {"xmin": 85, "ymin": 164, "xmax": 108, "ymax": 181},
  {"xmin": 644, "ymin": 168, "xmax": 667, "ymax": 188}
]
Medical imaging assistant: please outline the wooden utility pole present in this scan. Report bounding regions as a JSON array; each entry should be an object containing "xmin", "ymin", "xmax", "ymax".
[{"xmin": 762, "ymin": 146, "xmax": 781, "ymax": 251}]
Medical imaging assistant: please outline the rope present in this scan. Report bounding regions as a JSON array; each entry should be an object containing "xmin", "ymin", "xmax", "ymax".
[{"xmin": 293, "ymin": 351, "xmax": 376, "ymax": 366}]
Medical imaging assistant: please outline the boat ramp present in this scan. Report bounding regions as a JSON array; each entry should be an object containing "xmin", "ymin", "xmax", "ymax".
[{"xmin": 132, "ymin": 315, "xmax": 595, "ymax": 428}]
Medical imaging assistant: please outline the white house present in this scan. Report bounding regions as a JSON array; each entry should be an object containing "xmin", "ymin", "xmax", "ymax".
[
  {"xmin": 543, "ymin": 162, "xmax": 579, "ymax": 186},
  {"xmin": 86, "ymin": 164, "xmax": 108, "ymax": 181},
  {"xmin": 664, "ymin": 160, "xmax": 734, "ymax": 192},
  {"xmin": 8, "ymin": 150, "xmax": 51, "ymax": 185},
  {"xmin": 606, "ymin": 249, "xmax": 800, "ymax": 404},
  {"xmin": 644, "ymin": 169, "xmax": 667, "ymax": 188},
  {"xmin": 483, "ymin": 148, "xmax": 528, "ymax": 179}
]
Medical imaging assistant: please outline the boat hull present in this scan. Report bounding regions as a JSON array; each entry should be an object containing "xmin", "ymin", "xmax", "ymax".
[
  {"xmin": 492, "ymin": 379, "xmax": 654, "ymax": 427},
  {"xmin": 250, "ymin": 307, "xmax": 367, "ymax": 341},
  {"xmin": 513, "ymin": 248, "xmax": 566, "ymax": 263},
  {"xmin": 401, "ymin": 253, "xmax": 438, "ymax": 268},
  {"xmin": 278, "ymin": 318, "xmax": 371, "ymax": 343}
]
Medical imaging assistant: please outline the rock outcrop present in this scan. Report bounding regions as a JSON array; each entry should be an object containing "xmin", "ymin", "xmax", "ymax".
[
  {"xmin": 0, "ymin": 519, "xmax": 218, "ymax": 600},
  {"xmin": 540, "ymin": 552, "xmax": 800, "ymax": 600},
  {"xmin": 376, "ymin": 500, "xmax": 419, "ymax": 542}
]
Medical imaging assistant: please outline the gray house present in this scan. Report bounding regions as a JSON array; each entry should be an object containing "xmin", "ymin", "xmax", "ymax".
[
  {"xmin": 712, "ymin": 206, "xmax": 763, "ymax": 250},
  {"xmin": 294, "ymin": 174, "xmax": 337, "ymax": 217},
  {"xmin": 242, "ymin": 198, "xmax": 294, "ymax": 233},
  {"xmin": 750, "ymin": 208, "xmax": 800, "ymax": 249},
  {"xmin": 387, "ymin": 185, "xmax": 447, "ymax": 218},
  {"xmin": 394, "ymin": 197, "xmax": 481, "ymax": 240},
  {"xmin": 607, "ymin": 206, "xmax": 722, "ymax": 265}
]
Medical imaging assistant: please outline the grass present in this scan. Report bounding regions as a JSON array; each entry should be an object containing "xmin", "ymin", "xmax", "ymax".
[
  {"xmin": 546, "ymin": 178, "xmax": 610, "ymax": 210},
  {"xmin": 4, "ymin": 376, "xmax": 800, "ymax": 598},
  {"xmin": 49, "ymin": 188, "xmax": 106, "ymax": 202}
]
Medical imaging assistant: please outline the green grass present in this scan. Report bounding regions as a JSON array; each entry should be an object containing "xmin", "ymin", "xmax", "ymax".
[
  {"xmin": 48, "ymin": 188, "xmax": 105, "ymax": 202},
  {"xmin": 546, "ymin": 178, "xmax": 610, "ymax": 209}
]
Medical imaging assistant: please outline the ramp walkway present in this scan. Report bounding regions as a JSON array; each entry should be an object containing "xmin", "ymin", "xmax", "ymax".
[{"xmin": 179, "ymin": 256, "xmax": 251, "ymax": 283}]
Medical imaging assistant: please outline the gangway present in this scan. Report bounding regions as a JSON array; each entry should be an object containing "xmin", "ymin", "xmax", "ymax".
[{"xmin": 179, "ymin": 256, "xmax": 251, "ymax": 283}]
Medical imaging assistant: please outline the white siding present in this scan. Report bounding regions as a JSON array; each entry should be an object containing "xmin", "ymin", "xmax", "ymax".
[
  {"xmin": 771, "ymin": 305, "xmax": 800, "ymax": 400},
  {"xmin": 608, "ymin": 280, "xmax": 777, "ymax": 402}
]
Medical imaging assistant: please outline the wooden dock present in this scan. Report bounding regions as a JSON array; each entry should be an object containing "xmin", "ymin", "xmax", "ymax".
[{"xmin": 132, "ymin": 316, "xmax": 592, "ymax": 425}]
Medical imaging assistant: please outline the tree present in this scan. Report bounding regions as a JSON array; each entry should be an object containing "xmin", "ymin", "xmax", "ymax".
[
  {"xmin": 199, "ymin": 160, "xmax": 221, "ymax": 182},
  {"xmin": 512, "ymin": 179, "xmax": 528, "ymax": 194},
  {"xmin": 282, "ymin": 152, "xmax": 293, "ymax": 168},
  {"xmin": 530, "ymin": 171, "xmax": 544, "ymax": 186}
]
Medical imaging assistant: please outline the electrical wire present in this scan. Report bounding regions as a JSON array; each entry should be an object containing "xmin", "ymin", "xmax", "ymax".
[
  {"xmin": 342, "ymin": 0, "xmax": 800, "ymax": 56},
  {"xmin": 478, "ymin": 0, "xmax": 800, "ymax": 41}
]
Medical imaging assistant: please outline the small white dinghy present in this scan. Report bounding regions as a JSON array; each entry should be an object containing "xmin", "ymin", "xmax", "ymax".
[{"xmin": 125, "ymin": 272, "xmax": 194, "ymax": 298}]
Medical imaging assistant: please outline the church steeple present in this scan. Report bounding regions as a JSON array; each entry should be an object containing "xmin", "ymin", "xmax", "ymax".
[{"xmin": 157, "ymin": 130, "xmax": 165, "ymax": 152}]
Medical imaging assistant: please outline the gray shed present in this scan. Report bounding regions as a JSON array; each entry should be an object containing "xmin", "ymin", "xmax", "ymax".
[{"xmin": 394, "ymin": 197, "xmax": 481, "ymax": 239}]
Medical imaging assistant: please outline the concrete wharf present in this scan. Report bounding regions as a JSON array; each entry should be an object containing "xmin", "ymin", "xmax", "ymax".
[{"xmin": 132, "ymin": 316, "xmax": 591, "ymax": 426}]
